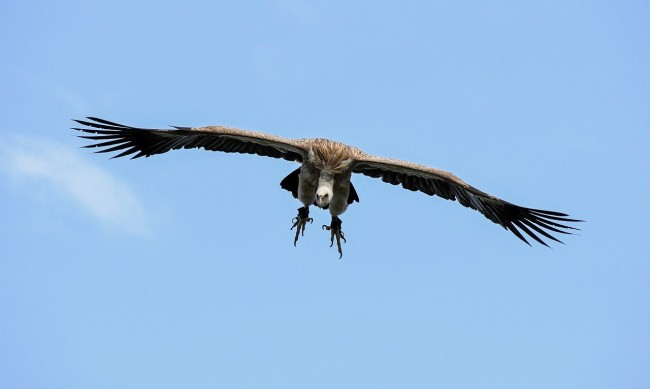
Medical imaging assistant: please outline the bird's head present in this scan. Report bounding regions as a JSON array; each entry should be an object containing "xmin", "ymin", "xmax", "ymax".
[
  {"xmin": 315, "ymin": 187, "xmax": 333, "ymax": 208},
  {"xmin": 316, "ymin": 171, "xmax": 335, "ymax": 208}
]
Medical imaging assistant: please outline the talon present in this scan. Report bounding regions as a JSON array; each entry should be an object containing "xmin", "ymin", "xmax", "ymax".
[
  {"xmin": 291, "ymin": 206, "xmax": 312, "ymax": 246},
  {"xmin": 323, "ymin": 216, "xmax": 346, "ymax": 258}
]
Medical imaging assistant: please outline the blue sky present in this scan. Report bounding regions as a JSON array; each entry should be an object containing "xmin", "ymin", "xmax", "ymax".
[{"xmin": 1, "ymin": 1, "xmax": 649, "ymax": 388}]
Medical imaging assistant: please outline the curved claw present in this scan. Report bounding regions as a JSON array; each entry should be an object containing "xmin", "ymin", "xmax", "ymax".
[
  {"xmin": 292, "ymin": 217, "xmax": 313, "ymax": 230},
  {"xmin": 291, "ymin": 206, "xmax": 312, "ymax": 246},
  {"xmin": 323, "ymin": 216, "xmax": 346, "ymax": 258}
]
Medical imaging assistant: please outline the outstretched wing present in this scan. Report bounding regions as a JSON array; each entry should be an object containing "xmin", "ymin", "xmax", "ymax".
[
  {"xmin": 73, "ymin": 117, "xmax": 307, "ymax": 162},
  {"xmin": 352, "ymin": 155, "xmax": 581, "ymax": 246}
]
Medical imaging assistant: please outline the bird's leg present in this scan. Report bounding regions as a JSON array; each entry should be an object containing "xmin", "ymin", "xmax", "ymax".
[
  {"xmin": 322, "ymin": 216, "xmax": 346, "ymax": 258},
  {"xmin": 291, "ymin": 206, "xmax": 313, "ymax": 246}
]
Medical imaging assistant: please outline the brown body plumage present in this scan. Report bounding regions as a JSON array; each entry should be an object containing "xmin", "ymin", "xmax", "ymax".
[
  {"xmin": 306, "ymin": 138, "xmax": 365, "ymax": 172},
  {"xmin": 73, "ymin": 117, "xmax": 581, "ymax": 257}
]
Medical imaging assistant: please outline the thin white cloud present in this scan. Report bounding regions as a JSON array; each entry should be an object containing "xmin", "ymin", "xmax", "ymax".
[{"xmin": 0, "ymin": 136, "xmax": 150, "ymax": 236}]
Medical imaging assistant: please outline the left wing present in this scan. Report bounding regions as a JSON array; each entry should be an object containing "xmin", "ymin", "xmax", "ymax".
[{"xmin": 352, "ymin": 155, "xmax": 581, "ymax": 246}]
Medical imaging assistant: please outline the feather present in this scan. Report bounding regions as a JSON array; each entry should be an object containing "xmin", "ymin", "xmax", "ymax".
[
  {"xmin": 352, "ymin": 156, "xmax": 581, "ymax": 246},
  {"xmin": 74, "ymin": 117, "xmax": 581, "ymax": 248}
]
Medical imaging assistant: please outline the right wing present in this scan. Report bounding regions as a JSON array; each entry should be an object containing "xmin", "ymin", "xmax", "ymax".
[{"xmin": 73, "ymin": 117, "xmax": 307, "ymax": 162}]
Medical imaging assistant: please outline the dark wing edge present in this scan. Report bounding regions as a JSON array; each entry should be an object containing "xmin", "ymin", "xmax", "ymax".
[
  {"xmin": 72, "ymin": 117, "xmax": 306, "ymax": 162},
  {"xmin": 352, "ymin": 157, "xmax": 582, "ymax": 247}
]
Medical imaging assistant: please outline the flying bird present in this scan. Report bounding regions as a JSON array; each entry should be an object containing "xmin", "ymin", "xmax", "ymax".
[{"xmin": 73, "ymin": 117, "xmax": 580, "ymax": 257}]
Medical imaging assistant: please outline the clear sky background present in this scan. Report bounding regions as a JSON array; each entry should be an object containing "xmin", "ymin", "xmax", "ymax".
[{"xmin": 1, "ymin": 1, "xmax": 649, "ymax": 388}]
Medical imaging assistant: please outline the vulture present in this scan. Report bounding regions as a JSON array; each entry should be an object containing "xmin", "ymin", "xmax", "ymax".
[{"xmin": 73, "ymin": 117, "xmax": 580, "ymax": 257}]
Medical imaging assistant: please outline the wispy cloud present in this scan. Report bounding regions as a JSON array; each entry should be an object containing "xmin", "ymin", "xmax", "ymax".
[{"xmin": 0, "ymin": 137, "xmax": 150, "ymax": 236}]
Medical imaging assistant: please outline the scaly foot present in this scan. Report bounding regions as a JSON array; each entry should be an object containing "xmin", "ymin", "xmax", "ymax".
[
  {"xmin": 290, "ymin": 206, "xmax": 313, "ymax": 246},
  {"xmin": 322, "ymin": 216, "xmax": 346, "ymax": 258}
]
